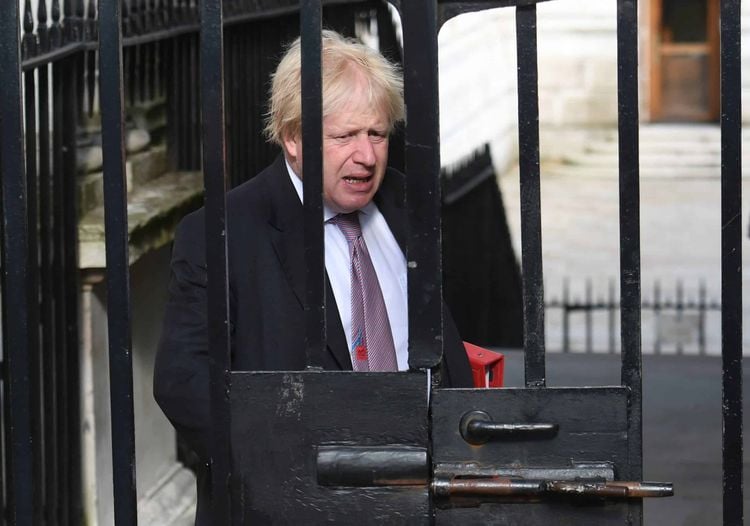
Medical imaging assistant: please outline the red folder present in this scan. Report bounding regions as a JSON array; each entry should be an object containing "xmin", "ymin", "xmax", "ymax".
[{"xmin": 463, "ymin": 342, "xmax": 504, "ymax": 388}]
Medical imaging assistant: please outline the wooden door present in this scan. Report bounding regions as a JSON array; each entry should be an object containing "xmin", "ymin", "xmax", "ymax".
[{"xmin": 651, "ymin": 0, "xmax": 719, "ymax": 121}]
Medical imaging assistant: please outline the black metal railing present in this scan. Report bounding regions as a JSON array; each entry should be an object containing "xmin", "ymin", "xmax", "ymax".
[
  {"xmin": 546, "ymin": 278, "xmax": 722, "ymax": 355},
  {"xmin": 1, "ymin": 1, "xmax": 744, "ymax": 526},
  {"xmin": 3, "ymin": 0, "xmax": 83, "ymax": 523},
  {"xmin": 2, "ymin": 0, "xmax": 398, "ymax": 524}
]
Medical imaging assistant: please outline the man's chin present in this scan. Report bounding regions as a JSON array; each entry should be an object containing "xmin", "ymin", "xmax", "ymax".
[{"xmin": 328, "ymin": 195, "xmax": 375, "ymax": 214}]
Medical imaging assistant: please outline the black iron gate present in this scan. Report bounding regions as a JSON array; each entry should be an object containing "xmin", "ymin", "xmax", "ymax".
[{"xmin": 0, "ymin": 0, "xmax": 743, "ymax": 525}]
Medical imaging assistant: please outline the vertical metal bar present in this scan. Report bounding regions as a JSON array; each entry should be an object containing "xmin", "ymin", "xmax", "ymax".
[
  {"xmin": 24, "ymin": 62, "xmax": 45, "ymax": 526},
  {"xmin": 585, "ymin": 278, "xmax": 593, "ymax": 353},
  {"xmin": 22, "ymin": 11, "xmax": 41, "ymax": 522},
  {"xmin": 698, "ymin": 280, "xmax": 706, "ymax": 355},
  {"xmin": 654, "ymin": 280, "xmax": 661, "ymax": 354},
  {"xmin": 676, "ymin": 279, "xmax": 684, "ymax": 354},
  {"xmin": 166, "ymin": 37, "xmax": 178, "ymax": 169},
  {"xmin": 300, "ymin": 0, "xmax": 326, "ymax": 367},
  {"xmin": 562, "ymin": 279, "xmax": 569, "ymax": 353},
  {"xmin": 55, "ymin": 54, "xmax": 77, "ymax": 526},
  {"xmin": 52, "ymin": 57, "xmax": 65, "ymax": 525},
  {"xmin": 98, "ymin": 0, "xmax": 139, "ymax": 522},
  {"xmin": 190, "ymin": 33, "xmax": 201, "ymax": 169},
  {"xmin": 53, "ymin": 57, "xmax": 73, "ymax": 525},
  {"xmin": 616, "ymin": 1, "xmax": 642, "ymax": 522},
  {"xmin": 720, "ymin": 0, "xmax": 743, "ymax": 523},
  {"xmin": 515, "ymin": 4, "xmax": 545, "ymax": 386},
  {"xmin": 50, "ymin": 0, "xmax": 62, "ymax": 50},
  {"xmin": 63, "ymin": 54, "xmax": 83, "ymax": 526},
  {"xmin": 37, "ymin": 2, "xmax": 50, "ymax": 512},
  {"xmin": 0, "ymin": 0, "xmax": 33, "ymax": 522},
  {"xmin": 38, "ymin": 59, "xmax": 58, "ymax": 525},
  {"xmin": 608, "ymin": 278, "xmax": 616, "ymax": 354},
  {"xmin": 401, "ymin": 0, "xmax": 444, "ymax": 371},
  {"xmin": 200, "ymin": 0, "xmax": 232, "ymax": 521},
  {"xmin": 87, "ymin": 0, "xmax": 98, "ymax": 118}
]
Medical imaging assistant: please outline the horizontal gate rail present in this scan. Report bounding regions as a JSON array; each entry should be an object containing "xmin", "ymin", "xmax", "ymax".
[{"xmin": 20, "ymin": 0, "xmax": 379, "ymax": 70}]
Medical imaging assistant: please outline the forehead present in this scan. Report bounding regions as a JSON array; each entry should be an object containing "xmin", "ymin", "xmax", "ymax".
[
  {"xmin": 322, "ymin": 70, "xmax": 389, "ymax": 129},
  {"xmin": 323, "ymin": 102, "xmax": 388, "ymax": 131}
]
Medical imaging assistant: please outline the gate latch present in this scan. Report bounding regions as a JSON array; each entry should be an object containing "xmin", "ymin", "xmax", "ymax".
[{"xmin": 432, "ymin": 476, "xmax": 674, "ymax": 500}]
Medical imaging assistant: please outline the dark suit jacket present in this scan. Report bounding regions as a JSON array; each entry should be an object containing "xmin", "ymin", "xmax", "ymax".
[{"xmin": 154, "ymin": 155, "xmax": 472, "ymax": 524}]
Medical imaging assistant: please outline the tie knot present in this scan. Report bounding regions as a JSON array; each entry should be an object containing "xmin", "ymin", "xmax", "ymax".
[{"xmin": 332, "ymin": 212, "xmax": 362, "ymax": 244}]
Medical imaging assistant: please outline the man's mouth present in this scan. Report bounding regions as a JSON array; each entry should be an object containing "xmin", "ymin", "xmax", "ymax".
[{"xmin": 343, "ymin": 175, "xmax": 373, "ymax": 184}]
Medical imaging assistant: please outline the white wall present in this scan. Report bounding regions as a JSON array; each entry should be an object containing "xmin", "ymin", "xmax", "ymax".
[
  {"xmin": 438, "ymin": 8, "xmax": 519, "ymax": 172},
  {"xmin": 438, "ymin": 1, "xmax": 750, "ymax": 165}
]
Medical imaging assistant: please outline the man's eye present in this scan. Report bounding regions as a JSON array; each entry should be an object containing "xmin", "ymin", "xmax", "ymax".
[{"xmin": 369, "ymin": 131, "xmax": 387, "ymax": 142}]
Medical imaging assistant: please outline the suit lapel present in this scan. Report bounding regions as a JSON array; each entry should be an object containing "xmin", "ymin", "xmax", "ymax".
[{"xmin": 266, "ymin": 157, "xmax": 352, "ymax": 370}]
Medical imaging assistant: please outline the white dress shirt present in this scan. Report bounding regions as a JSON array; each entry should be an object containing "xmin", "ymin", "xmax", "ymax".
[{"xmin": 286, "ymin": 161, "xmax": 409, "ymax": 370}]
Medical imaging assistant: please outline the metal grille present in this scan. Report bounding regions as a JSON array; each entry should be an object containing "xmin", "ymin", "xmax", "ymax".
[{"xmin": 0, "ymin": 0, "xmax": 743, "ymax": 525}]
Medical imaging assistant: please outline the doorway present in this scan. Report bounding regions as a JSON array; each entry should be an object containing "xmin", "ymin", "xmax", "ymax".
[{"xmin": 650, "ymin": 0, "xmax": 719, "ymax": 121}]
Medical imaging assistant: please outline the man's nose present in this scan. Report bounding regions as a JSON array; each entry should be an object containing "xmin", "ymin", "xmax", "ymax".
[{"xmin": 352, "ymin": 134, "xmax": 376, "ymax": 166}]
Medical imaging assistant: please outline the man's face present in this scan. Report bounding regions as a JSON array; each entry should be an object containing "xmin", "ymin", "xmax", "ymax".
[{"xmin": 284, "ymin": 76, "xmax": 390, "ymax": 214}]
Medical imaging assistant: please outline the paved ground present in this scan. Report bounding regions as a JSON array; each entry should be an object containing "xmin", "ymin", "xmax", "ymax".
[
  {"xmin": 501, "ymin": 349, "xmax": 749, "ymax": 526},
  {"xmin": 497, "ymin": 124, "xmax": 750, "ymax": 355},
  {"xmin": 496, "ymin": 125, "xmax": 747, "ymax": 524}
]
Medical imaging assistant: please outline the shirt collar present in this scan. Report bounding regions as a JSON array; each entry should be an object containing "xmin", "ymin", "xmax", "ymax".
[{"xmin": 284, "ymin": 158, "xmax": 375, "ymax": 222}]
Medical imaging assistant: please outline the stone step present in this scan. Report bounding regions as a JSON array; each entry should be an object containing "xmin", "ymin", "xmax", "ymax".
[
  {"xmin": 582, "ymin": 139, "xmax": 750, "ymax": 156},
  {"xmin": 78, "ymin": 169, "xmax": 203, "ymax": 269},
  {"xmin": 561, "ymin": 151, "xmax": 750, "ymax": 169},
  {"xmin": 540, "ymin": 162, "xmax": 742, "ymax": 179}
]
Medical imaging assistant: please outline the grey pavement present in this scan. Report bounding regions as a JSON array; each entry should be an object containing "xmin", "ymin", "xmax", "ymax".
[
  {"xmin": 498, "ymin": 124, "xmax": 750, "ymax": 355},
  {"xmin": 496, "ymin": 125, "xmax": 748, "ymax": 524},
  {"xmin": 501, "ymin": 349, "xmax": 748, "ymax": 526}
]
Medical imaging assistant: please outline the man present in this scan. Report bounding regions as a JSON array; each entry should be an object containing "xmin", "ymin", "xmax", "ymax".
[{"xmin": 154, "ymin": 30, "xmax": 472, "ymax": 524}]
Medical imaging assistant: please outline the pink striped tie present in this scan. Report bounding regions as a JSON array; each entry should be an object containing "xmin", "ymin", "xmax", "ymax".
[{"xmin": 332, "ymin": 212, "xmax": 398, "ymax": 372}]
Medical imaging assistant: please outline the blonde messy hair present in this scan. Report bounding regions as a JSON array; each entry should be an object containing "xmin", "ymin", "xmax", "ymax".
[{"xmin": 264, "ymin": 30, "xmax": 404, "ymax": 145}]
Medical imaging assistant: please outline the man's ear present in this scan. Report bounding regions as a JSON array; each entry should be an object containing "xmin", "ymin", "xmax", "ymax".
[{"xmin": 283, "ymin": 134, "xmax": 300, "ymax": 161}]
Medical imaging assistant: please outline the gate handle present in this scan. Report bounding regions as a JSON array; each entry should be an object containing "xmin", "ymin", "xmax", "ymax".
[{"xmin": 460, "ymin": 411, "xmax": 559, "ymax": 445}]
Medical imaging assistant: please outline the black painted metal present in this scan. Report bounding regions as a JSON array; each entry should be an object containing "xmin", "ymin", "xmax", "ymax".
[
  {"xmin": 0, "ymin": 1, "xmax": 33, "ymax": 523},
  {"xmin": 515, "ymin": 4, "xmax": 545, "ymax": 388},
  {"xmin": 63, "ymin": 53, "xmax": 84, "ymax": 525},
  {"xmin": 98, "ymin": 0, "xmax": 139, "ymax": 523},
  {"xmin": 199, "ymin": 0, "xmax": 233, "ymax": 521},
  {"xmin": 23, "ymin": 35, "xmax": 44, "ymax": 524},
  {"xmin": 616, "ymin": 5, "xmax": 643, "ymax": 525},
  {"xmin": 230, "ymin": 372, "xmax": 430, "ymax": 523},
  {"xmin": 4, "ymin": 0, "xmax": 744, "ymax": 523},
  {"xmin": 401, "ymin": 0, "xmax": 444, "ymax": 371},
  {"xmin": 316, "ymin": 446, "xmax": 429, "ymax": 486},
  {"xmin": 301, "ymin": 0, "xmax": 326, "ymax": 367},
  {"xmin": 459, "ymin": 411, "xmax": 558, "ymax": 445},
  {"xmin": 52, "ymin": 56, "xmax": 66, "ymax": 526},
  {"xmin": 38, "ymin": 56, "xmax": 58, "ymax": 525},
  {"xmin": 720, "ymin": 1, "xmax": 743, "ymax": 524},
  {"xmin": 432, "ymin": 388, "xmax": 634, "ymax": 524}
]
